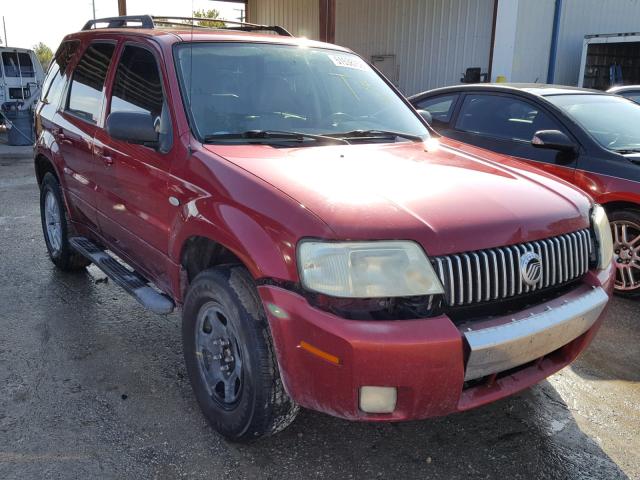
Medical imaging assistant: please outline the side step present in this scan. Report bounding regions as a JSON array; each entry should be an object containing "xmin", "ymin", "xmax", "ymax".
[{"xmin": 70, "ymin": 237, "xmax": 175, "ymax": 315}]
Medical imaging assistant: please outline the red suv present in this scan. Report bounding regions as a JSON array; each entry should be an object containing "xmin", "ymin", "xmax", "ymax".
[{"xmin": 35, "ymin": 16, "xmax": 615, "ymax": 441}]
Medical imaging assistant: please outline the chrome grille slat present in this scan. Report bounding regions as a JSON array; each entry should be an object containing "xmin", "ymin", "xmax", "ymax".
[{"xmin": 433, "ymin": 229, "xmax": 592, "ymax": 307}]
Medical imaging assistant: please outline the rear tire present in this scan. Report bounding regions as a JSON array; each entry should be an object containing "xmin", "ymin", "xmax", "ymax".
[
  {"xmin": 182, "ymin": 266, "xmax": 298, "ymax": 441},
  {"xmin": 39, "ymin": 172, "xmax": 90, "ymax": 271},
  {"xmin": 609, "ymin": 208, "xmax": 640, "ymax": 297}
]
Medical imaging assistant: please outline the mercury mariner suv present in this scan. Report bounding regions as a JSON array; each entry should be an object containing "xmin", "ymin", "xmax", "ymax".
[{"xmin": 34, "ymin": 15, "xmax": 615, "ymax": 441}]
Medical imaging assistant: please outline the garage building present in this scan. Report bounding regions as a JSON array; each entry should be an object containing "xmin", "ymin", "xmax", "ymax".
[{"xmin": 243, "ymin": 0, "xmax": 640, "ymax": 95}]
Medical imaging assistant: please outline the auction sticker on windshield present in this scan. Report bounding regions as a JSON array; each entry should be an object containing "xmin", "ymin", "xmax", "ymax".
[{"xmin": 327, "ymin": 54, "xmax": 368, "ymax": 71}]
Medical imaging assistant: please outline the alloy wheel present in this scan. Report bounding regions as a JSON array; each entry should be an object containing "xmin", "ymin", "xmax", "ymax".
[
  {"xmin": 612, "ymin": 220, "xmax": 640, "ymax": 292},
  {"xmin": 44, "ymin": 190, "xmax": 62, "ymax": 255}
]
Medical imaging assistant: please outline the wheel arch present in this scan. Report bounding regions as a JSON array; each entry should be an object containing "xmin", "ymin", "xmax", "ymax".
[
  {"xmin": 601, "ymin": 200, "xmax": 640, "ymax": 215},
  {"xmin": 34, "ymin": 153, "xmax": 60, "ymax": 187}
]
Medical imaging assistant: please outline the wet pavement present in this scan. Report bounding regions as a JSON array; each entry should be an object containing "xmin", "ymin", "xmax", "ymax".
[{"xmin": 1, "ymin": 153, "xmax": 639, "ymax": 479}]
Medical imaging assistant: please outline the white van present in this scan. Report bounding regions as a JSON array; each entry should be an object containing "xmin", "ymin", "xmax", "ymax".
[{"xmin": 0, "ymin": 47, "xmax": 45, "ymax": 111}]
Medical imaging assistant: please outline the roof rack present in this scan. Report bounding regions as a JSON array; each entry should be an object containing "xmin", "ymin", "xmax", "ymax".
[
  {"xmin": 82, "ymin": 15, "xmax": 154, "ymax": 30},
  {"xmin": 81, "ymin": 14, "xmax": 292, "ymax": 37}
]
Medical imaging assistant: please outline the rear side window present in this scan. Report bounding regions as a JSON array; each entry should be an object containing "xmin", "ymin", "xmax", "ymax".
[
  {"xmin": 2, "ymin": 52, "xmax": 35, "ymax": 77},
  {"xmin": 67, "ymin": 42, "xmax": 115, "ymax": 124},
  {"xmin": 414, "ymin": 94, "xmax": 458, "ymax": 123},
  {"xmin": 110, "ymin": 44, "xmax": 172, "ymax": 151},
  {"xmin": 455, "ymin": 94, "xmax": 560, "ymax": 142}
]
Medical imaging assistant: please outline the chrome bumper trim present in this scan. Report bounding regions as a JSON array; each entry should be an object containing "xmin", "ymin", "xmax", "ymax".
[{"xmin": 463, "ymin": 286, "xmax": 608, "ymax": 381}]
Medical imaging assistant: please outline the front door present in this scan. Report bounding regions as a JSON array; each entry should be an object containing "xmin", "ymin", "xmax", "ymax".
[
  {"xmin": 447, "ymin": 93, "xmax": 578, "ymax": 185},
  {"xmin": 94, "ymin": 42, "xmax": 175, "ymax": 290}
]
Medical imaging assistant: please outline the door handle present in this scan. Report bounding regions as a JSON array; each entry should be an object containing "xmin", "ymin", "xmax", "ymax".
[{"xmin": 94, "ymin": 145, "xmax": 114, "ymax": 166}]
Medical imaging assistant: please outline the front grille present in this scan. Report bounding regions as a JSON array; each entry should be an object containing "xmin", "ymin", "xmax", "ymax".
[{"xmin": 432, "ymin": 229, "xmax": 592, "ymax": 307}]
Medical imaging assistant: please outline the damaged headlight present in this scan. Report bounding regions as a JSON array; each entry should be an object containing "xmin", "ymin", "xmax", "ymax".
[{"xmin": 297, "ymin": 240, "xmax": 445, "ymax": 298}]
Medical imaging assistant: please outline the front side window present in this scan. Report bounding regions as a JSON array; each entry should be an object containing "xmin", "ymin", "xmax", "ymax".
[
  {"xmin": 414, "ymin": 94, "xmax": 458, "ymax": 123},
  {"xmin": 546, "ymin": 94, "xmax": 640, "ymax": 153},
  {"xmin": 110, "ymin": 44, "xmax": 172, "ymax": 151},
  {"xmin": 2, "ymin": 52, "xmax": 35, "ymax": 77},
  {"xmin": 455, "ymin": 94, "xmax": 559, "ymax": 142},
  {"xmin": 67, "ymin": 42, "xmax": 115, "ymax": 124},
  {"xmin": 174, "ymin": 42, "xmax": 428, "ymax": 143}
]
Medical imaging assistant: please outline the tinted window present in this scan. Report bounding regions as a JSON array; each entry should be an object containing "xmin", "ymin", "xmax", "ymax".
[
  {"xmin": 41, "ymin": 41, "xmax": 78, "ymax": 107},
  {"xmin": 455, "ymin": 94, "xmax": 559, "ymax": 142},
  {"xmin": 67, "ymin": 43, "xmax": 115, "ymax": 124},
  {"xmin": 415, "ymin": 94, "xmax": 458, "ymax": 123},
  {"xmin": 2, "ymin": 52, "xmax": 35, "ymax": 77},
  {"xmin": 110, "ymin": 45, "xmax": 172, "ymax": 151}
]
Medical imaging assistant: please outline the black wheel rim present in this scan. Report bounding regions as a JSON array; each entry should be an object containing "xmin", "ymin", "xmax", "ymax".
[{"xmin": 195, "ymin": 301, "xmax": 243, "ymax": 408}]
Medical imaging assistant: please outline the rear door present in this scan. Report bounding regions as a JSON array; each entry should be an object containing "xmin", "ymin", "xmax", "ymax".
[
  {"xmin": 445, "ymin": 92, "xmax": 578, "ymax": 184},
  {"xmin": 93, "ymin": 41, "xmax": 175, "ymax": 290},
  {"xmin": 57, "ymin": 41, "xmax": 116, "ymax": 230}
]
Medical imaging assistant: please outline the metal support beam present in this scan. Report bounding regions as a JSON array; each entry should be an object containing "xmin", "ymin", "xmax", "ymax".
[
  {"xmin": 118, "ymin": 0, "xmax": 127, "ymax": 16},
  {"xmin": 319, "ymin": 0, "xmax": 335, "ymax": 43}
]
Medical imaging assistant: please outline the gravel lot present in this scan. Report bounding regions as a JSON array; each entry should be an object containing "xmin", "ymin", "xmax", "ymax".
[{"xmin": 1, "ymin": 151, "xmax": 639, "ymax": 479}]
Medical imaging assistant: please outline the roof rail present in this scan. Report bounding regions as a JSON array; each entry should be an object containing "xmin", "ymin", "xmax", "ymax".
[
  {"xmin": 80, "ymin": 14, "xmax": 292, "ymax": 37},
  {"xmin": 152, "ymin": 16, "xmax": 292, "ymax": 36},
  {"xmin": 82, "ymin": 15, "xmax": 154, "ymax": 31}
]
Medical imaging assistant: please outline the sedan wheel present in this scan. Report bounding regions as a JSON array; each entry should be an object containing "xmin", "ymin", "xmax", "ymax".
[{"xmin": 611, "ymin": 218, "xmax": 640, "ymax": 293}]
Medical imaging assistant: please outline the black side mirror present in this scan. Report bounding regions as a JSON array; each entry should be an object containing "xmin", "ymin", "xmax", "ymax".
[
  {"xmin": 417, "ymin": 109, "xmax": 433, "ymax": 125},
  {"xmin": 106, "ymin": 111, "xmax": 158, "ymax": 147},
  {"xmin": 531, "ymin": 130, "xmax": 576, "ymax": 152}
]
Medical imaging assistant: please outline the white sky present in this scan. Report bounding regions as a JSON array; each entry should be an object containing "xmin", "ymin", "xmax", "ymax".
[{"xmin": 1, "ymin": 0, "xmax": 246, "ymax": 52}]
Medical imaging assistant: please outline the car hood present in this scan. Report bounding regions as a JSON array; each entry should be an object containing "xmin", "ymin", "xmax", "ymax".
[{"xmin": 204, "ymin": 138, "xmax": 590, "ymax": 256}]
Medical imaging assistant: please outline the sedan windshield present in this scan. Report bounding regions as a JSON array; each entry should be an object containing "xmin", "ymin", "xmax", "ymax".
[
  {"xmin": 174, "ymin": 42, "xmax": 428, "ymax": 144},
  {"xmin": 546, "ymin": 94, "xmax": 640, "ymax": 153}
]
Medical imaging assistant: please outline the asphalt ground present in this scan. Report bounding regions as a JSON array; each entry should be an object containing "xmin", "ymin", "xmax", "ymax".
[{"xmin": 1, "ymin": 152, "xmax": 639, "ymax": 479}]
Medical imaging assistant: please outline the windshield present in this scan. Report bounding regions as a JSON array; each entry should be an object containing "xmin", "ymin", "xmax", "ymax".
[
  {"xmin": 546, "ymin": 94, "xmax": 640, "ymax": 153},
  {"xmin": 174, "ymin": 42, "xmax": 428, "ymax": 143}
]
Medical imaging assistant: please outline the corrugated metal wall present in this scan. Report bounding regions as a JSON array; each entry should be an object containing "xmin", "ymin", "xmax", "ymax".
[
  {"xmin": 511, "ymin": 0, "xmax": 555, "ymax": 83},
  {"xmin": 335, "ymin": 0, "xmax": 494, "ymax": 95},
  {"xmin": 247, "ymin": 0, "xmax": 320, "ymax": 39},
  {"xmin": 554, "ymin": 0, "xmax": 640, "ymax": 85}
]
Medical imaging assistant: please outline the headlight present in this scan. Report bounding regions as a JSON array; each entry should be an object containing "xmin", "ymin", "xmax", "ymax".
[
  {"xmin": 591, "ymin": 204, "xmax": 614, "ymax": 270},
  {"xmin": 297, "ymin": 240, "xmax": 445, "ymax": 298}
]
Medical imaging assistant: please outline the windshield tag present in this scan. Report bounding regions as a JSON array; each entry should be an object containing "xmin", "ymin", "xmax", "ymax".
[{"xmin": 328, "ymin": 54, "xmax": 367, "ymax": 71}]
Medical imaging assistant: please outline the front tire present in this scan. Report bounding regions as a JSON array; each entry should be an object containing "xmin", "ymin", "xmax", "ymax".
[
  {"xmin": 610, "ymin": 208, "xmax": 640, "ymax": 297},
  {"xmin": 39, "ymin": 172, "xmax": 90, "ymax": 271},
  {"xmin": 182, "ymin": 266, "xmax": 298, "ymax": 441}
]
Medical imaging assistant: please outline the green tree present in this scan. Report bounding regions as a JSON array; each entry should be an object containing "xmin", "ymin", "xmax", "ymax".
[
  {"xmin": 192, "ymin": 8, "xmax": 225, "ymax": 28},
  {"xmin": 33, "ymin": 42, "xmax": 53, "ymax": 69}
]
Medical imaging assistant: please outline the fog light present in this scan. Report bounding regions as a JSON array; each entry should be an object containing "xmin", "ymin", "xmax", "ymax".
[{"xmin": 359, "ymin": 386, "xmax": 397, "ymax": 413}]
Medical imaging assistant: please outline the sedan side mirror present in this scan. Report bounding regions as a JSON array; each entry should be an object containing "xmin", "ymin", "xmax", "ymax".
[
  {"xmin": 531, "ymin": 130, "xmax": 576, "ymax": 152},
  {"xmin": 417, "ymin": 109, "xmax": 433, "ymax": 125},
  {"xmin": 106, "ymin": 111, "xmax": 159, "ymax": 147}
]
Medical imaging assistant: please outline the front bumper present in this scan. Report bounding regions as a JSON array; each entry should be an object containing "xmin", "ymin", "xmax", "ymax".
[{"xmin": 258, "ymin": 264, "xmax": 615, "ymax": 421}]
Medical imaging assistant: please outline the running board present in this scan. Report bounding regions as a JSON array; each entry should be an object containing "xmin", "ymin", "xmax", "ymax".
[{"xmin": 69, "ymin": 237, "xmax": 175, "ymax": 315}]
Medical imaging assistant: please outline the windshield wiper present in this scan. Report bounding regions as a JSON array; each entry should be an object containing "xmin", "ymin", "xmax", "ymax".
[
  {"xmin": 203, "ymin": 130, "xmax": 348, "ymax": 145},
  {"xmin": 613, "ymin": 148, "xmax": 640, "ymax": 154},
  {"xmin": 324, "ymin": 129, "xmax": 424, "ymax": 142}
]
